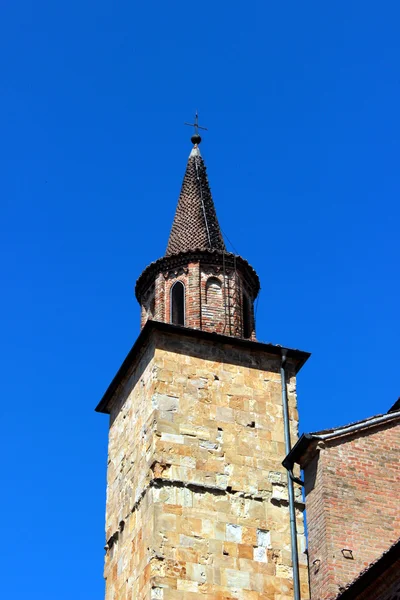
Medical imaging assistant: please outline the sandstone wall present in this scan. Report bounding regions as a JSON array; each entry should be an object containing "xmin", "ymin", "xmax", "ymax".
[{"xmin": 103, "ymin": 330, "xmax": 308, "ymax": 600}]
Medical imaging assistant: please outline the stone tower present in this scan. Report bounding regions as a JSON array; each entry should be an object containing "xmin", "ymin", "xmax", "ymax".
[{"xmin": 96, "ymin": 132, "xmax": 310, "ymax": 600}]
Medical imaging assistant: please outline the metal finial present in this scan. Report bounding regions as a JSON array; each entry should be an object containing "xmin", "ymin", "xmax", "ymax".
[{"xmin": 184, "ymin": 111, "xmax": 208, "ymax": 145}]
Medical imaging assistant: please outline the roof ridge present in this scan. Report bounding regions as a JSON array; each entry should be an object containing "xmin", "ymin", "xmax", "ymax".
[
  {"xmin": 312, "ymin": 409, "xmax": 400, "ymax": 437},
  {"xmin": 284, "ymin": 409, "xmax": 400, "ymax": 473}
]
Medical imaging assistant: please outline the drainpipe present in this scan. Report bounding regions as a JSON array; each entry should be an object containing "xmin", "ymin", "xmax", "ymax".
[{"xmin": 280, "ymin": 349, "xmax": 301, "ymax": 600}]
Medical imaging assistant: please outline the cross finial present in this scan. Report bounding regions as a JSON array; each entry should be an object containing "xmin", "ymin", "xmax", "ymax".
[{"xmin": 184, "ymin": 111, "xmax": 207, "ymax": 145}]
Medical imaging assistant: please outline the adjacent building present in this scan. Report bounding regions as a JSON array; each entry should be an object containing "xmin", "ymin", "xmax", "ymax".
[{"xmin": 285, "ymin": 402, "xmax": 400, "ymax": 599}]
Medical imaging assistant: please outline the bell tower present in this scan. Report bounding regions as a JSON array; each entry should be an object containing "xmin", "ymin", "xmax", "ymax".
[
  {"xmin": 97, "ymin": 126, "xmax": 310, "ymax": 600},
  {"xmin": 136, "ymin": 132, "xmax": 259, "ymax": 340}
]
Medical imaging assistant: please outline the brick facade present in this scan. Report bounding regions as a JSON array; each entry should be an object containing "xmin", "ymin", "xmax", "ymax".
[
  {"xmin": 137, "ymin": 251, "xmax": 259, "ymax": 340},
  {"xmin": 355, "ymin": 570, "xmax": 400, "ymax": 600},
  {"xmin": 99, "ymin": 325, "xmax": 309, "ymax": 600},
  {"xmin": 300, "ymin": 421, "xmax": 400, "ymax": 600},
  {"xmin": 334, "ymin": 540, "xmax": 400, "ymax": 600}
]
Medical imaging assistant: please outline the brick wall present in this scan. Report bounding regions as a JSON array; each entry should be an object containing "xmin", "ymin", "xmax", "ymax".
[
  {"xmin": 353, "ymin": 557, "xmax": 400, "ymax": 600},
  {"xmin": 303, "ymin": 422, "xmax": 400, "ymax": 600},
  {"xmin": 103, "ymin": 329, "xmax": 308, "ymax": 600},
  {"xmin": 139, "ymin": 257, "xmax": 257, "ymax": 339}
]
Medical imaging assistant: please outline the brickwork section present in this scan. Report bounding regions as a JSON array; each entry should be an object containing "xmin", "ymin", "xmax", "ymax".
[
  {"xmin": 303, "ymin": 423, "xmax": 400, "ymax": 600},
  {"xmin": 103, "ymin": 330, "xmax": 308, "ymax": 600},
  {"xmin": 355, "ymin": 562, "xmax": 400, "ymax": 600},
  {"xmin": 139, "ymin": 259, "xmax": 256, "ymax": 340},
  {"xmin": 349, "ymin": 557, "xmax": 400, "ymax": 600}
]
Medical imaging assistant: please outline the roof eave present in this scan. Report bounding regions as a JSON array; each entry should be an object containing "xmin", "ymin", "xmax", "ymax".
[
  {"xmin": 334, "ymin": 538, "xmax": 400, "ymax": 600},
  {"xmin": 285, "ymin": 411, "xmax": 400, "ymax": 468},
  {"xmin": 283, "ymin": 433, "xmax": 318, "ymax": 470},
  {"xmin": 135, "ymin": 249, "xmax": 261, "ymax": 302},
  {"xmin": 96, "ymin": 320, "xmax": 311, "ymax": 415}
]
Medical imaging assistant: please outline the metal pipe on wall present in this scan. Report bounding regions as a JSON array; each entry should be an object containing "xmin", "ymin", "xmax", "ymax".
[{"xmin": 280, "ymin": 349, "xmax": 301, "ymax": 600}]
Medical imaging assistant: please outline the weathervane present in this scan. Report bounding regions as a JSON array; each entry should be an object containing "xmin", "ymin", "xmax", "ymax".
[{"xmin": 184, "ymin": 111, "xmax": 207, "ymax": 145}]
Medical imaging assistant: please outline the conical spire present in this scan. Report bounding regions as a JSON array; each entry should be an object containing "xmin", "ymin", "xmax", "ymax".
[{"xmin": 166, "ymin": 144, "xmax": 226, "ymax": 256}]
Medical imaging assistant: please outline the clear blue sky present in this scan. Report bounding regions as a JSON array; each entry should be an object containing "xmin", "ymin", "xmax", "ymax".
[{"xmin": 1, "ymin": 1, "xmax": 399, "ymax": 598}]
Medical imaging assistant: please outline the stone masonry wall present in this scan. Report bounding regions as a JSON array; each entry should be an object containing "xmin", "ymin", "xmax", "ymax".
[
  {"xmin": 103, "ymin": 330, "xmax": 308, "ymax": 600},
  {"xmin": 303, "ymin": 422, "xmax": 400, "ymax": 600}
]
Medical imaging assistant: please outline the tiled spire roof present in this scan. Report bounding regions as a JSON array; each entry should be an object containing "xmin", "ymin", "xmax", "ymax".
[{"xmin": 166, "ymin": 145, "xmax": 226, "ymax": 256}]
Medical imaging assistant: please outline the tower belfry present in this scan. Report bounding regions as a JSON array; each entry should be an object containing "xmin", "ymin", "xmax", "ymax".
[
  {"xmin": 136, "ymin": 122, "xmax": 259, "ymax": 338},
  {"xmin": 96, "ymin": 126, "xmax": 310, "ymax": 600}
]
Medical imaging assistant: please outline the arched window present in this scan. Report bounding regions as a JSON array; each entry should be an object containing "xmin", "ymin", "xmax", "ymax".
[
  {"xmin": 171, "ymin": 281, "xmax": 185, "ymax": 326},
  {"xmin": 242, "ymin": 292, "xmax": 252, "ymax": 339},
  {"xmin": 206, "ymin": 277, "xmax": 222, "ymax": 304},
  {"xmin": 148, "ymin": 296, "xmax": 155, "ymax": 319}
]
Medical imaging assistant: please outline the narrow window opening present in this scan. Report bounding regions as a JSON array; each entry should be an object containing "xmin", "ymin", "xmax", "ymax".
[
  {"xmin": 171, "ymin": 281, "xmax": 185, "ymax": 326},
  {"xmin": 206, "ymin": 277, "xmax": 222, "ymax": 304},
  {"xmin": 242, "ymin": 293, "xmax": 252, "ymax": 339},
  {"xmin": 149, "ymin": 296, "xmax": 155, "ymax": 319}
]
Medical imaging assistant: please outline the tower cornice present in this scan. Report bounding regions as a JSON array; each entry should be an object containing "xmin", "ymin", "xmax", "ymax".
[
  {"xmin": 135, "ymin": 248, "xmax": 260, "ymax": 302},
  {"xmin": 95, "ymin": 319, "xmax": 311, "ymax": 414}
]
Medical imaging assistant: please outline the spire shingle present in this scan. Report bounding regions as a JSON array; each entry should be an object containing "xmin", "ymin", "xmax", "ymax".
[{"xmin": 166, "ymin": 146, "xmax": 226, "ymax": 256}]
